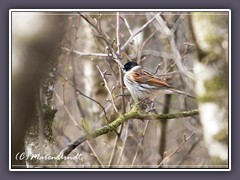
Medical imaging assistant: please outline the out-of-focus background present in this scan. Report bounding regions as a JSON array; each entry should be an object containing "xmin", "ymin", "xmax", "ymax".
[{"xmin": 11, "ymin": 11, "xmax": 229, "ymax": 168}]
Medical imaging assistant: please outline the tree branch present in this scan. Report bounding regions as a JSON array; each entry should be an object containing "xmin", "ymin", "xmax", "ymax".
[
  {"xmin": 78, "ymin": 12, "xmax": 124, "ymax": 68},
  {"xmin": 120, "ymin": 13, "xmax": 161, "ymax": 52},
  {"xmin": 62, "ymin": 47, "xmax": 109, "ymax": 57},
  {"xmin": 158, "ymin": 131, "xmax": 198, "ymax": 168},
  {"xmin": 56, "ymin": 104, "xmax": 199, "ymax": 165},
  {"xmin": 116, "ymin": 12, "xmax": 121, "ymax": 56},
  {"xmin": 120, "ymin": 15, "xmax": 133, "ymax": 36},
  {"xmin": 57, "ymin": 73, "xmax": 109, "ymax": 122},
  {"xmin": 96, "ymin": 65, "xmax": 119, "ymax": 114},
  {"xmin": 147, "ymin": 12, "xmax": 194, "ymax": 79}
]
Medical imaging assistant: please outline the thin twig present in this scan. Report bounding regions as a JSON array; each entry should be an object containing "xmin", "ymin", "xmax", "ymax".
[
  {"xmin": 54, "ymin": 90, "xmax": 82, "ymax": 131},
  {"xmin": 115, "ymin": 13, "xmax": 126, "ymax": 139},
  {"xmin": 56, "ymin": 74, "xmax": 105, "ymax": 167},
  {"xmin": 107, "ymin": 69, "xmax": 126, "ymax": 167},
  {"xmin": 108, "ymin": 11, "xmax": 126, "ymax": 162},
  {"xmin": 148, "ymin": 12, "xmax": 194, "ymax": 79},
  {"xmin": 128, "ymin": 49, "xmax": 175, "ymax": 60},
  {"xmin": 62, "ymin": 83, "xmax": 65, "ymax": 105},
  {"xmin": 117, "ymin": 50, "xmax": 126, "ymax": 138},
  {"xmin": 120, "ymin": 15, "xmax": 133, "ymax": 36},
  {"xmin": 116, "ymin": 12, "xmax": 121, "ymax": 56},
  {"xmin": 138, "ymin": 30, "xmax": 157, "ymax": 63},
  {"xmin": 97, "ymin": 13, "xmax": 103, "ymax": 34},
  {"xmin": 169, "ymin": 88, "xmax": 196, "ymax": 99},
  {"xmin": 158, "ymin": 131, "xmax": 198, "ymax": 167},
  {"xmin": 177, "ymin": 134, "xmax": 203, "ymax": 167},
  {"xmin": 96, "ymin": 66, "xmax": 119, "ymax": 114},
  {"xmin": 62, "ymin": 47, "xmax": 109, "ymax": 57},
  {"xmin": 99, "ymin": 101, "xmax": 112, "ymax": 119},
  {"xmin": 108, "ymin": 135, "xmax": 119, "ymax": 167},
  {"xmin": 69, "ymin": 17, "xmax": 85, "ymax": 118},
  {"xmin": 153, "ymin": 64, "xmax": 162, "ymax": 75},
  {"xmin": 121, "ymin": 13, "xmax": 161, "ymax": 52},
  {"xmin": 164, "ymin": 62, "xmax": 176, "ymax": 74},
  {"xmin": 131, "ymin": 120, "xmax": 150, "ymax": 166},
  {"xmin": 116, "ymin": 121, "xmax": 130, "ymax": 165},
  {"xmin": 171, "ymin": 14, "xmax": 185, "ymax": 34},
  {"xmin": 159, "ymin": 94, "xmax": 171, "ymax": 161},
  {"xmin": 115, "ymin": 11, "xmax": 126, "ymax": 114},
  {"xmin": 115, "ymin": 93, "xmax": 131, "ymax": 98},
  {"xmin": 57, "ymin": 73, "xmax": 109, "ymax": 122},
  {"xmin": 54, "ymin": 91, "xmax": 104, "ymax": 167},
  {"xmin": 65, "ymin": 16, "xmax": 81, "ymax": 66},
  {"xmin": 78, "ymin": 12, "xmax": 111, "ymax": 45},
  {"xmin": 157, "ymin": 70, "xmax": 180, "ymax": 77},
  {"xmin": 85, "ymin": 141, "xmax": 105, "ymax": 167},
  {"xmin": 79, "ymin": 12, "xmax": 123, "ymax": 68}
]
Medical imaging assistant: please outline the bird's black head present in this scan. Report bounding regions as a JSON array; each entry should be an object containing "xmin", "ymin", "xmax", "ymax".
[{"xmin": 123, "ymin": 61, "xmax": 139, "ymax": 72}]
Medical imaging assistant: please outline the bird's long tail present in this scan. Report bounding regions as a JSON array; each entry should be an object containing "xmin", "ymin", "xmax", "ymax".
[{"xmin": 169, "ymin": 88, "xmax": 196, "ymax": 99}]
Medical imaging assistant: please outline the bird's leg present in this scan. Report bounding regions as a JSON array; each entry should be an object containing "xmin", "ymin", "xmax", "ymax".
[
  {"xmin": 138, "ymin": 98, "xmax": 149, "ymax": 110},
  {"xmin": 147, "ymin": 98, "xmax": 157, "ymax": 113}
]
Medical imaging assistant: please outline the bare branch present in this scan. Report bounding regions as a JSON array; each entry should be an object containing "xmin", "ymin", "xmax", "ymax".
[
  {"xmin": 97, "ymin": 13, "xmax": 103, "ymax": 34},
  {"xmin": 171, "ymin": 14, "xmax": 185, "ymax": 34},
  {"xmin": 65, "ymin": 16, "xmax": 81, "ymax": 66},
  {"xmin": 54, "ymin": 90, "xmax": 82, "ymax": 131},
  {"xmin": 116, "ymin": 12, "xmax": 121, "ymax": 56},
  {"xmin": 54, "ymin": 91, "xmax": 105, "ymax": 167},
  {"xmin": 107, "ymin": 47, "xmax": 127, "ymax": 166},
  {"xmin": 121, "ymin": 13, "xmax": 161, "ymax": 52},
  {"xmin": 107, "ymin": 135, "xmax": 119, "ymax": 167},
  {"xmin": 147, "ymin": 12, "xmax": 194, "ymax": 79},
  {"xmin": 169, "ymin": 88, "xmax": 196, "ymax": 99},
  {"xmin": 153, "ymin": 63, "xmax": 162, "ymax": 75},
  {"xmin": 78, "ymin": 12, "xmax": 111, "ymax": 45},
  {"xmin": 96, "ymin": 66, "xmax": 119, "ymax": 114},
  {"xmin": 116, "ymin": 121, "xmax": 130, "ymax": 165},
  {"xmin": 56, "ymin": 104, "xmax": 199, "ymax": 165},
  {"xmin": 57, "ymin": 73, "xmax": 109, "ymax": 122},
  {"xmin": 120, "ymin": 15, "xmax": 133, "ymax": 36},
  {"xmin": 129, "ymin": 49, "xmax": 175, "ymax": 60},
  {"xmin": 119, "ymin": 68, "xmax": 126, "ymax": 113},
  {"xmin": 159, "ymin": 94, "xmax": 171, "ymax": 162},
  {"xmin": 131, "ymin": 120, "xmax": 150, "ymax": 166},
  {"xmin": 85, "ymin": 141, "xmax": 105, "ymax": 167},
  {"xmin": 62, "ymin": 47, "xmax": 109, "ymax": 57},
  {"xmin": 68, "ymin": 18, "xmax": 86, "ymax": 119},
  {"xmin": 158, "ymin": 131, "xmax": 199, "ymax": 167},
  {"xmin": 79, "ymin": 12, "xmax": 123, "ymax": 68},
  {"xmin": 138, "ymin": 30, "xmax": 157, "ymax": 63}
]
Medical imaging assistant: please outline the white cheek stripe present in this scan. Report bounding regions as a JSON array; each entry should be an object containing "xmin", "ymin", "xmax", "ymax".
[{"xmin": 129, "ymin": 65, "xmax": 142, "ymax": 73}]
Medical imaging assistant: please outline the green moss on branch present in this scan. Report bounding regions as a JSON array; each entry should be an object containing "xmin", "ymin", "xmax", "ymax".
[{"xmin": 56, "ymin": 104, "xmax": 199, "ymax": 165}]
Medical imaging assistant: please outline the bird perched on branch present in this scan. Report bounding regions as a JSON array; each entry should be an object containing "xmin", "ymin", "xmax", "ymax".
[{"xmin": 123, "ymin": 61, "xmax": 195, "ymax": 100}]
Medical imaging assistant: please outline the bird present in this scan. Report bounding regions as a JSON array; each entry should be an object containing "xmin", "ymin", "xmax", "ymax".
[{"xmin": 123, "ymin": 61, "xmax": 195, "ymax": 100}]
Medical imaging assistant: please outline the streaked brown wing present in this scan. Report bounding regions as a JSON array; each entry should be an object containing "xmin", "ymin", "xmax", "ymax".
[
  {"xmin": 130, "ymin": 67, "xmax": 170, "ymax": 87},
  {"xmin": 147, "ymin": 77, "xmax": 170, "ymax": 87}
]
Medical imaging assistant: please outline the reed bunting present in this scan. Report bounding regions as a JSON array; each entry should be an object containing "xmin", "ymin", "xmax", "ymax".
[{"xmin": 123, "ymin": 61, "xmax": 195, "ymax": 100}]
